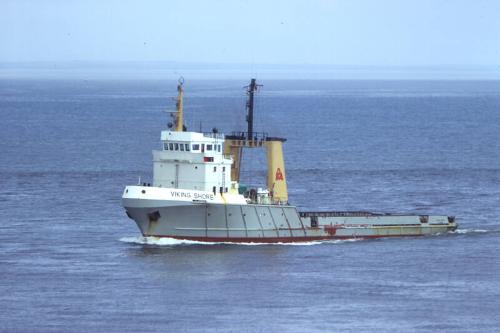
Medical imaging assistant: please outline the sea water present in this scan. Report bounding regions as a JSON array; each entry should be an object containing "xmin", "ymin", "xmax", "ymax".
[{"xmin": 0, "ymin": 79, "xmax": 499, "ymax": 332}]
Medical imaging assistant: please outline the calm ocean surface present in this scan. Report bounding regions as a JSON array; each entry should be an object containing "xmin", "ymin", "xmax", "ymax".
[{"xmin": 0, "ymin": 79, "xmax": 499, "ymax": 332}]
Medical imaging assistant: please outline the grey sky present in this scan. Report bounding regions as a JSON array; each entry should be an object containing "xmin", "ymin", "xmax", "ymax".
[{"xmin": 1, "ymin": 0, "xmax": 499, "ymax": 67}]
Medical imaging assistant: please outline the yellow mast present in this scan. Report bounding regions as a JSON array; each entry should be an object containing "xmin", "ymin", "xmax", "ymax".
[{"xmin": 175, "ymin": 77, "xmax": 184, "ymax": 132}]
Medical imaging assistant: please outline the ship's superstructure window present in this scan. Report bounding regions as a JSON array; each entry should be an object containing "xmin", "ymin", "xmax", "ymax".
[
  {"xmin": 174, "ymin": 143, "xmax": 179, "ymax": 151},
  {"xmin": 163, "ymin": 143, "xmax": 168, "ymax": 150},
  {"xmin": 213, "ymin": 166, "xmax": 217, "ymax": 172},
  {"xmin": 185, "ymin": 144, "xmax": 190, "ymax": 151},
  {"xmin": 217, "ymin": 145, "xmax": 221, "ymax": 152},
  {"xmin": 169, "ymin": 143, "xmax": 174, "ymax": 150},
  {"xmin": 192, "ymin": 144, "xmax": 200, "ymax": 151},
  {"xmin": 207, "ymin": 144, "xmax": 213, "ymax": 151},
  {"xmin": 201, "ymin": 144, "xmax": 205, "ymax": 152},
  {"xmin": 180, "ymin": 144, "xmax": 185, "ymax": 151}
]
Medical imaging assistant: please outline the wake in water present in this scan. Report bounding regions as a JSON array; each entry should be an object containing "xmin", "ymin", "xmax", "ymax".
[
  {"xmin": 119, "ymin": 236, "xmax": 360, "ymax": 246},
  {"xmin": 449, "ymin": 228, "xmax": 489, "ymax": 234}
]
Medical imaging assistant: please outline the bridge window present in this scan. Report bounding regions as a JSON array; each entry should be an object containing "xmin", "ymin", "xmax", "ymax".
[
  {"xmin": 192, "ymin": 144, "xmax": 199, "ymax": 151},
  {"xmin": 169, "ymin": 143, "xmax": 174, "ymax": 150},
  {"xmin": 207, "ymin": 144, "xmax": 213, "ymax": 151},
  {"xmin": 180, "ymin": 144, "xmax": 185, "ymax": 151},
  {"xmin": 185, "ymin": 144, "xmax": 190, "ymax": 151},
  {"xmin": 163, "ymin": 142, "xmax": 168, "ymax": 150},
  {"xmin": 174, "ymin": 143, "xmax": 179, "ymax": 151}
]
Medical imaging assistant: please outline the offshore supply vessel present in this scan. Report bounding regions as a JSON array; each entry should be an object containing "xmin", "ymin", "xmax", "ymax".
[{"xmin": 122, "ymin": 79, "xmax": 457, "ymax": 243}]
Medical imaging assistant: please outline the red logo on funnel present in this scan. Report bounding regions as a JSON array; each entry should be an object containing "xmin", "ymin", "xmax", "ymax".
[{"xmin": 275, "ymin": 168, "xmax": 284, "ymax": 181}]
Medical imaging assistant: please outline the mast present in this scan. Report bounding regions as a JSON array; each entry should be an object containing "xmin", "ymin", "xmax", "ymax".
[
  {"xmin": 245, "ymin": 78, "xmax": 262, "ymax": 140},
  {"xmin": 175, "ymin": 77, "xmax": 184, "ymax": 132},
  {"xmin": 225, "ymin": 78, "xmax": 288, "ymax": 203}
]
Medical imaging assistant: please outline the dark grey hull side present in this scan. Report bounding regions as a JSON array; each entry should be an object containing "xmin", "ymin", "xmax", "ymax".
[{"xmin": 123, "ymin": 202, "xmax": 457, "ymax": 243}]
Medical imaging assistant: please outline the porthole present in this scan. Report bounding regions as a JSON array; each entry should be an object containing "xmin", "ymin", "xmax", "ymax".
[{"xmin": 141, "ymin": 190, "xmax": 146, "ymax": 194}]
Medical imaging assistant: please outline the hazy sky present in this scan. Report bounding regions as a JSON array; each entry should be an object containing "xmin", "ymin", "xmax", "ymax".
[{"xmin": 1, "ymin": 0, "xmax": 500, "ymax": 66}]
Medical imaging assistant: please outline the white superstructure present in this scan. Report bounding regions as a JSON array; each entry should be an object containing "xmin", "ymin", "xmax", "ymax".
[{"xmin": 153, "ymin": 131, "xmax": 233, "ymax": 194}]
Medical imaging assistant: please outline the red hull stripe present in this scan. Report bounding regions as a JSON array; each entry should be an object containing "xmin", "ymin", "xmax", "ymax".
[{"xmin": 142, "ymin": 234, "xmax": 427, "ymax": 243}]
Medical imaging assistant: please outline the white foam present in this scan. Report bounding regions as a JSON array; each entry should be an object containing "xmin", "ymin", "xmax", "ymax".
[
  {"xmin": 119, "ymin": 236, "xmax": 361, "ymax": 246},
  {"xmin": 119, "ymin": 236, "xmax": 215, "ymax": 246},
  {"xmin": 450, "ymin": 228, "xmax": 488, "ymax": 234}
]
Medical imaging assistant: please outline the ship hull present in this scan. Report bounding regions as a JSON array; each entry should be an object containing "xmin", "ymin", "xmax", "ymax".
[{"xmin": 123, "ymin": 199, "xmax": 457, "ymax": 243}]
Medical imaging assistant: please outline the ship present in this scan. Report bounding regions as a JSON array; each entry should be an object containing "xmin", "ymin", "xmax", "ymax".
[{"xmin": 122, "ymin": 78, "xmax": 457, "ymax": 243}]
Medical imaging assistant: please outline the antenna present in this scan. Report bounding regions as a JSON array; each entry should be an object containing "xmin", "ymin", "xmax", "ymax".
[{"xmin": 245, "ymin": 78, "xmax": 262, "ymax": 140}]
